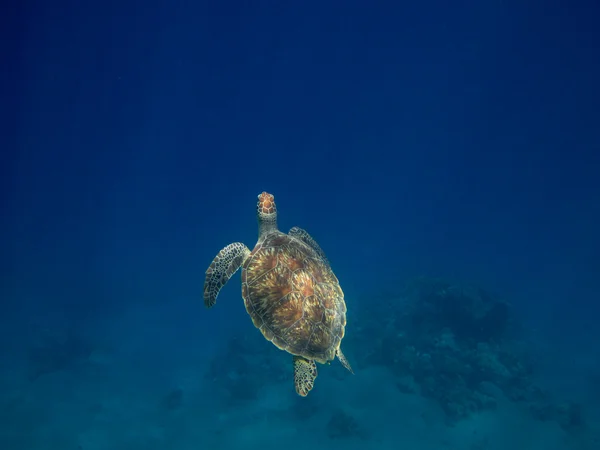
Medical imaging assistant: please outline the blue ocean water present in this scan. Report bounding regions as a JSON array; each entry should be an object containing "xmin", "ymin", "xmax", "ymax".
[{"xmin": 2, "ymin": 1, "xmax": 599, "ymax": 448}]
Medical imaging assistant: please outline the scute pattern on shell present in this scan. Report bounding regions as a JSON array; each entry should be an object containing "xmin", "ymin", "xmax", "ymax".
[{"xmin": 242, "ymin": 231, "xmax": 346, "ymax": 364}]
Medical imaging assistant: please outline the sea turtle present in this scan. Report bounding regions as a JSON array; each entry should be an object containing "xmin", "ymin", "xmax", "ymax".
[{"xmin": 203, "ymin": 191, "xmax": 353, "ymax": 396}]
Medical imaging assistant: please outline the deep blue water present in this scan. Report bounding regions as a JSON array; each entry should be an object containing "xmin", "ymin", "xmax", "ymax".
[{"xmin": 2, "ymin": 1, "xmax": 600, "ymax": 448}]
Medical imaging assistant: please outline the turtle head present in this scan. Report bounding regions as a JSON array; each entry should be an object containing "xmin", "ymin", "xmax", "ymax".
[{"xmin": 257, "ymin": 191, "xmax": 278, "ymax": 238}]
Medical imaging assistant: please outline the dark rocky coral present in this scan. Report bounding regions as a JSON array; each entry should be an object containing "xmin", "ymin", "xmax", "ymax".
[
  {"xmin": 27, "ymin": 326, "xmax": 94, "ymax": 381},
  {"xmin": 327, "ymin": 409, "xmax": 369, "ymax": 440},
  {"xmin": 161, "ymin": 388, "xmax": 184, "ymax": 411},
  {"xmin": 529, "ymin": 399, "xmax": 585, "ymax": 432},
  {"xmin": 403, "ymin": 277, "xmax": 512, "ymax": 343},
  {"xmin": 290, "ymin": 394, "xmax": 321, "ymax": 420},
  {"xmin": 348, "ymin": 277, "xmax": 583, "ymax": 427}
]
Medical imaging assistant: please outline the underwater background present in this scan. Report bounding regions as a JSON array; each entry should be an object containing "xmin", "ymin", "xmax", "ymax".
[{"xmin": 2, "ymin": 1, "xmax": 600, "ymax": 449}]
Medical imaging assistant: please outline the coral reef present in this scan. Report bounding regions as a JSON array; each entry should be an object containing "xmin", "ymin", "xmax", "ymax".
[
  {"xmin": 350, "ymin": 277, "xmax": 584, "ymax": 428},
  {"xmin": 26, "ymin": 326, "xmax": 94, "ymax": 381},
  {"xmin": 161, "ymin": 387, "xmax": 184, "ymax": 411},
  {"xmin": 327, "ymin": 409, "xmax": 369, "ymax": 440}
]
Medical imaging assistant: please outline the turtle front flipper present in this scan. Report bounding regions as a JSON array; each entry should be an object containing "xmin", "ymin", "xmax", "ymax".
[
  {"xmin": 204, "ymin": 242, "xmax": 251, "ymax": 308},
  {"xmin": 289, "ymin": 227, "xmax": 330, "ymax": 266},
  {"xmin": 293, "ymin": 356, "xmax": 317, "ymax": 396}
]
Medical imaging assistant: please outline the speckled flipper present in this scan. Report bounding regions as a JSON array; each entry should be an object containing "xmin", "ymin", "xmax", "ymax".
[
  {"xmin": 203, "ymin": 242, "xmax": 251, "ymax": 308},
  {"xmin": 289, "ymin": 226, "xmax": 330, "ymax": 266},
  {"xmin": 336, "ymin": 348, "xmax": 354, "ymax": 374},
  {"xmin": 293, "ymin": 356, "xmax": 317, "ymax": 397}
]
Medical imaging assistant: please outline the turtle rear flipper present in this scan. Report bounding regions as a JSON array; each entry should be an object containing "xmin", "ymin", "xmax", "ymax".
[
  {"xmin": 204, "ymin": 242, "xmax": 250, "ymax": 308},
  {"xmin": 289, "ymin": 226, "xmax": 330, "ymax": 266},
  {"xmin": 293, "ymin": 356, "xmax": 317, "ymax": 397}
]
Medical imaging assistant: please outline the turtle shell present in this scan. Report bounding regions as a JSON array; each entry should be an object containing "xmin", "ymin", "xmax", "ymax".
[{"xmin": 241, "ymin": 231, "xmax": 347, "ymax": 364}]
